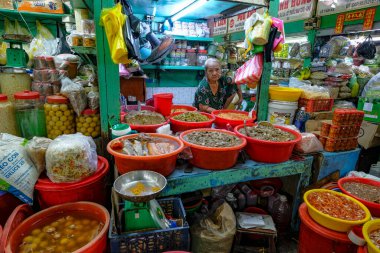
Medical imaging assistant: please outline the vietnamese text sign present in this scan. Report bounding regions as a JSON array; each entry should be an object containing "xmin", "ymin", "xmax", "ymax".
[
  {"xmin": 335, "ymin": 14, "xmax": 345, "ymax": 34},
  {"xmin": 278, "ymin": 0, "xmax": 316, "ymax": 23},
  {"xmin": 363, "ymin": 8, "xmax": 376, "ymax": 30},
  {"xmin": 345, "ymin": 10, "xmax": 365, "ymax": 21},
  {"xmin": 317, "ymin": 0, "xmax": 380, "ymax": 16},
  {"xmin": 213, "ymin": 18, "xmax": 227, "ymax": 36}
]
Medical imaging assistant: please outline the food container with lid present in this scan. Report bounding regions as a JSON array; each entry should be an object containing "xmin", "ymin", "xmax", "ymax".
[
  {"xmin": 83, "ymin": 34, "xmax": 96, "ymax": 47},
  {"xmin": 44, "ymin": 95, "xmax": 75, "ymax": 139},
  {"xmin": 14, "ymin": 91, "xmax": 46, "ymax": 139},
  {"xmin": 197, "ymin": 50, "xmax": 208, "ymax": 66},
  {"xmin": 76, "ymin": 109, "xmax": 101, "ymax": 138},
  {"xmin": 186, "ymin": 49, "xmax": 197, "ymax": 66},
  {"xmin": 0, "ymin": 67, "xmax": 32, "ymax": 102},
  {"xmin": 0, "ymin": 94, "xmax": 18, "ymax": 135}
]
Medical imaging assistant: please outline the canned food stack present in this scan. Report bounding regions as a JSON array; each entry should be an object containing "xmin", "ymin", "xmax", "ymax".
[{"xmin": 317, "ymin": 109, "xmax": 364, "ymax": 152}]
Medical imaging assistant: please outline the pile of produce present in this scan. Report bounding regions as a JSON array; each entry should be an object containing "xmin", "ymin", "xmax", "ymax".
[
  {"xmin": 217, "ymin": 112, "xmax": 250, "ymax": 121},
  {"xmin": 183, "ymin": 131, "xmax": 241, "ymax": 147},
  {"xmin": 342, "ymin": 182, "xmax": 380, "ymax": 203},
  {"xmin": 307, "ymin": 191, "xmax": 366, "ymax": 221},
  {"xmin": 238, "ymin": 123, "xmax": 295, "ymax": 142},
  {"xmin": 125, "ymin": 110, "xmax": 165, "ymax": 125},
  {"xmin": 110, "ymin": 134, "xmax": 178, "ymax": 156},
  {"xmin": 171, "ymin": 108, "xmax": 188, "ymax": 113},
  {"xmin": 172, "ymin": 112, "xmax": 209, "ymax": 122}
]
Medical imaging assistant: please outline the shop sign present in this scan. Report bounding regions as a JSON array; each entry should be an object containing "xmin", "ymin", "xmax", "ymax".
[
  {"xmin": 278, "ymin": 0, "xmax": 316, "ymax": 23},
  {"xmin": 213, "ymin": 18, "xmax": 227, "ymax": 36},
  {"xmin": 345, "ymin": 10, "xmax": 365, "ymax": 21},
  {"xmin": 228, "ymin": 13, "xmax": 248, "ymax": 33},
  {"xmin": 363, "ymin": 8, "xmax": 376, "ymax": 30},
  {"xmin": 227, "ymin": 0, "xmax": 267, "ymax": 6},
  {"xmin": 335, "ymin": 14, "xmax": 345, "ymax": 34},
  {"xmin": 317, "ymin": 0, "xmax": 380, "ymax": 16}
]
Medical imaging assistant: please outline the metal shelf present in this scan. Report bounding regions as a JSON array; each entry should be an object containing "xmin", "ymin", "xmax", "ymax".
[
  {"xmin": 0, "ymin": 9, "xmax": 70, "ymax": 21},
  {"xmin": 156, "ymin": 34, "xmax": 213, "ymax": 42},
  {"xmin": 142, "ymin": 65, "xmax": 204, "ymax": 70},
  {"xmin": 71, "ymin": 46, "xmax": 97, "ymax": 55}
]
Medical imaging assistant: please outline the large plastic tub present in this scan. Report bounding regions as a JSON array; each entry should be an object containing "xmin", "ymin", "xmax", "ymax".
[
  {"xmin": 5, "ymin": 202, "xmax": 110, "ymax": 253},
  {"xmin": 180, "ymin": 128, "xmax": 246, "ymax": 170},
  {"xmin": 211, "ymin": 109, "xmax": 256, "ymax": 130},
  {"xmin": 338, "ymin": 177, "xmax": 380, "ymax": 217},
  {"xmin": 121, "ymin": 105, "xmax": 168, "ymax": 133},
  {"xmin": 298, "ymin": 203, "xmax": 357, "ymax": 253},
  {"xmin": 34, "ymin": 156, "xmax": 109, "ymax": 209},
  {"xmin": 363, "ymin": 219, "xmax": 380, "ymax": 253},
  {"xmin": 234, "ymin": 124, "xmax": 301, "ymax": 163},
  {"xmin": 107, "ymin": 133, "xmax": 184, "ymax": 176},
  {"xmin": 170, "ymin": 112, "xmax": 215, "ymax": 133}
]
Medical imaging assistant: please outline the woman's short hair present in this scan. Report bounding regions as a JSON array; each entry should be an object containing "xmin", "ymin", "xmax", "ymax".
[{"xmin": 204, "ymin": 58, "xmax": 221, "ymax": 70}]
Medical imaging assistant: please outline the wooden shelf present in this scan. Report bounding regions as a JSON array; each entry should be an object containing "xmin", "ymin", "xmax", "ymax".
[
  {"xmin": 142, "ymin": 65, "xmax": 204, "ymax": 70},
  {"xmin": 156, "ymin": 34, "xmax": 213, "ymax": 42},
  {"xmin": 0, "ymin": 9, "xmax": 69, "ymax": 21}
]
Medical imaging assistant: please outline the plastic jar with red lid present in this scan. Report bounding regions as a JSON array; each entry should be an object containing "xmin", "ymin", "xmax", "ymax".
[
  {"xmin": 0, "ymin": 94, "xmax": 18, "ymax": 135},
  {"xmin": 76, "ymin": 109, "xmax": 100, "ymax": 138},
  {"xmin": 44, "ymin": 95, "xmax": 75, "ymax": 139},
  {"xmin": 14, "ymin": 90, "xmax": 46, "ymax": 139}
]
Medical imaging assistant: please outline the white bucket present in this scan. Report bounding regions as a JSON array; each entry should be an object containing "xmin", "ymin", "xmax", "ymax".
[{"xmin": 267, "ymin": 100, "xmax": 298, "ymax": 125}]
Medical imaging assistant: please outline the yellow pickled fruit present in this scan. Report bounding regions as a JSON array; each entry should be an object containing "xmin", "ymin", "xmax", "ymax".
[
  {"xmin": 48, "ymin": 121, "xmax": 55, "ymax": 127},
  {"xmin": 46, "ymin": 115, "xmax": 51, "ymax": 122},
  {"xmin": 44, "ymin": 104, "xmax": 52, "ymax": 111},
  {"xmin": 56, "ymin": 121, "xmax": 63, "ymax": 127},
  {"xmin": 85, "ymin": 117, "xmax": 92, "ymax": 123},
  {"xmin": 64, "ymin": 130, "xmax": 71, "ymax": 134},
  {"xmin": 60, "ymin": 115, "xmax": 67, "ymax": 122},
  {"xmin": 49, "ymin": 110, "xmax": 55, "ymax": 116},
  {"xmin": 87, "ymin": 127, "xmax": 94, "ymax": 133},
  {"xmin": 79, "ymin": 117, "xmax": 86, "ymax": 123},
  {"xmin": 68, "ymin": 115, "xmax": 74, "ymax": 121},
  {"xmin": 55, "ymin": 111, "xmax": 63, "ymax": 117},
  {"xmin": 59, "ymin": 125, "xmax": 66, "ymax": 131},
  {"xmin": 52, "ymin": 105, "xmax": 60, "ymax": 111},
  {"xmin": 95, "ymin": 126, "xmax": 100, "ymax": 132},
  {"xmin": 46, "ymin": 125, "xmax": 52, "ymax": 131},
  {"xmin": 59, "ymin": 104, "xmax": 68, "ymax": 111},
  {"xmin": 91, "ymin": 132, "xmax": 99, "ymax": 138},
  {"xmin": 55, "ymin": 130, "xmax": 62, "ymax": 136},
  {"xmin": 64, "ymin": 110, "xmax": 71, "ymax": 116},
  {"xmin": 83, "ymin": 123, "xmax": 90, "ymax": 128},
  {"xmin": 93, "ymin": 117, "xmax": 100, "ymax": 123},
  {"xmin": 80, "ymin": 127, "xmax": 87, "ymax": 133},
  {"xmin": 53, "ymin": 125, "xmax": 59, "ymax": 130},
  {"xmin": 90, "ymin": 122, "xmax": 97, "ymax": 128},
  {"xmin": 52, "ymin": 116, "xmax": 59, "ymax": 122},
  {"xmin": 77, "ymin": 122, "xmax": 83, "ymax": 128}
]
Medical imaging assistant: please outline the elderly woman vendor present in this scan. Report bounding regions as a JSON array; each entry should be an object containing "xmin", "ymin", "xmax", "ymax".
[{"xmin": 193, "ymin": 58, "xmax": 242, "ymax": 113}]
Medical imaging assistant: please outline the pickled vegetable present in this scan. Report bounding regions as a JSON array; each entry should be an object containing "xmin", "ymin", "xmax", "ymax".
[
  {"xmin": 218, "ymin": 112, "xmax": 250, "ymax": 120},
  {"xmin": 184, "ymin": 131, "xmax": 242, "ymax": 147},
  {"xmin": 125, "ymin": 110, "xmax": 165, "ymax": 125},
  {"xmin": 76, "ymin": 109, "xmax": 101, "ymax": 138},
  {"xmin": 172, "ymin": 112, "xmax": 209, "ymax": 122},
  {"xmin": 238, "ymin": 124, "xmax": 295, "ymax": 142},
  {"xmin": 370, "ymin": 229, "xmax": 380, "ymax": 249},
  {"xmin": 342, "ymin": 182, "xmax": 380, "ymax": 203},
  {"xmin": 0, "ymin": 94, "xmax": 18, "ymax": 135},
  {"xmin": 18, "ymin": 213, "xmax": 104, "ymax": 253}
]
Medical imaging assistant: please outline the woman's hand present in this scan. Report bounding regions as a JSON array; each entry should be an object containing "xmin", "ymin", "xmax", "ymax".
[{"xmin": 199, "ymin": 104, "xmax": 215, "ymax": 113}]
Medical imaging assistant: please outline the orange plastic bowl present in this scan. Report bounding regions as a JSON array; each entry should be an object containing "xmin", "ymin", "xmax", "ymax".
[
  {"xmin": 171, "ymin": 104, "xmax": 197, "ymax": 114},
  {"xmin": 107, "ymin": 133, "xmax": 184, "ymax": 176},
  {"xmin": 212, "ymin": 110, "xmax": 256, "ymax": 130},
  {"xmin": 129, "ymin": 119, "xmax": 169, "ymax": 133},
  {"xmin": 180, "ymin": 128, "xmax": 246, "ymax": 170},
  {"xmin": 234, "ymin": 124, "xmax": 301, "ymax": 163},
  {"xmin": 5, "ymin": 202, "xmax": 110, "ymax": 253},
  {"xmin": 170, "ymin": 112, "xmax": 215, "ymax": 133}
]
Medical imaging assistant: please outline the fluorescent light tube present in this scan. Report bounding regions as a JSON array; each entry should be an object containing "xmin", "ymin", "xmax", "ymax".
[{"xmin": 171, "ymin": 0, "xmax": 208, "ymax": 21}]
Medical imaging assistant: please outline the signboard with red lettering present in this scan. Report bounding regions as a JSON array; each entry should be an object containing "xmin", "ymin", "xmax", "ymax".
[
  {"xmin": 345, "ymin": 10, "xmax": 365, "ymax": 21},
  {"xmin": 213, "ymin": 18, "xmax": 227, "ymax": 36},
  {"xmin": 278, "ymin": 0, "xmax": 316, "ymax": 23},
  {"xmin": 335, "ymin": 14, "xmax": 345, "ymax": 34},
  {"xmin": 228, "ymin": 12, "xmax": 248, "ymax": 33},
  {"xmin": 363, "ymin": 8, "xmax": 376, "ymax": 30},
  {"xmin": 317, "ymin": 0, "xmax": 380, "ymax": 16}
]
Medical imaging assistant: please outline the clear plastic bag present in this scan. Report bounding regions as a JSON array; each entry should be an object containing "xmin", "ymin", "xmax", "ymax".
[
  {"xmin": 87, "ymin": 90, "xmax": 100, "ymax": 110},
  {"xmin": 25, "ymin": 137, "xmax": 52, "ymax": 174},
  {"xmin": 46, "ymin": 133, "xmax": 98, "ymax": 183},
  {"xmin": 299, "ymin": 42, "xmax": 311, "ymax": 58},
  {"xmin": 27, "ymin": 21, "xmax": 58, "ymax": 63},
  {"xmin": 300, "ymin": 85, "xmax": 330, "ymax": 99},
  {"xmin": 234, "ymin": 53, "xmax": 263, "ymax": 85},
  {"xmin": 61, "ymin": 77, "xmax": 87, "ymax": 116},
  {"xmin": 294, "ymin": 133, "xmax": 323, "ymax": 154}
]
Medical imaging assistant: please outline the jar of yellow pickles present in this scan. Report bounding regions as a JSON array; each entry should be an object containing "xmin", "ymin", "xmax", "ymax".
[
  {"xmin": 44, "ymin": 95, "xmax": 75, "ymax": 139},
  {"xmin": 76, "ymin": 109, "xmax": 100, "ymax": 138}
]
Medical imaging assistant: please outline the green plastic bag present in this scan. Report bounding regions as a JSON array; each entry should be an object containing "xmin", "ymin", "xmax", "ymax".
[{"xmin": 349, "ymin": 73, "xmax": 359, "ymax": 97}]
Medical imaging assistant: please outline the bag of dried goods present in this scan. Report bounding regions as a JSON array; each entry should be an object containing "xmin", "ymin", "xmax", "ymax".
[
  {"xmin": 18, "ymin": 0, "xmax": 64, "ymax": 14},
  {"xmin": 25, "ymin": 137, "xmax": 52, "ymax": 174},
  {"xmin": 294, "ymin": 133, "xmax": 323, "ymax": 154},
  {"xmin": 61, "ymin": 77, "xmax": 87, "ymax": 116},
  {"xmin": 300, "ymin": 42, "xmax": 311, "ymax": 58},
  {"xmin": 46, "ymin": 133, "xmax": 97, "ymax": 183},
  {"xmin": 0, "ymin": 133, "xmax": 38, "ymax": 205}
]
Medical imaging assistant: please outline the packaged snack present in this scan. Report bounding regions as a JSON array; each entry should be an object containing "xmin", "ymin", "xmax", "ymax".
[{"xmin": 17, "ymin": 0, "xmax": 64, "ymax": 14}]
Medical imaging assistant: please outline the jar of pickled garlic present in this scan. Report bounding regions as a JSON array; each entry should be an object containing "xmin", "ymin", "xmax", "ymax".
[
  {"xmin": 44, "ymin": 95, "xmax": 75, "ymax": 139},
  {"xmin": 76, "ymin": 109, "xmax": 100, "ymax": 138},
  {"xmin": 0, "ymin": 94, "xmax": 18, "ymax": 135},
  {"xmin": 83, "ymin": 34, "xmax": 96, "ymax": 47}
]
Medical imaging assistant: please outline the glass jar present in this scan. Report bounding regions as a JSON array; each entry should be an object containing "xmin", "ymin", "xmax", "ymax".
[
  {"xmin": 14, "ymin": 91, "xmax": 46, "ymax": 139},
  {"xmin": 0, "ymin": 94, "xmax": 18, "ymax": 135},
  {"xmin": 83, "ymin": 34, "xmax": 96, "ymax": 47},
  {"xmin": 71, "ymin": 32, "xmax": 83, "ymax": 46},
  {"xmin": 186, "ymin": 49, "xmax": 197, "ymax": 66},
  {"xmin": 44, "ymin": 95, "xmax": 75, "ymax": 139},
  {"xmin": 76, "ymin": 109, "xmax": 101, "ymax": 138},
  {"xmin": 197, "ymin": 49, "xmax": 208, "ymax": 66},
  {"xmin": 0, "ymin": 68, "xmax": 32, "ymax": 102}
]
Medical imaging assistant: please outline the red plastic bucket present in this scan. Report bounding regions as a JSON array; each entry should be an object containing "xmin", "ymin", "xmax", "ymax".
[
  {"xmin": 154, "ymin": 93, "xmax": 173, "ymax": 117},
  {"xmin": 34, "ymin": 156, "xmax": 109, "ymax": 209},
  {"xmin": 5, "ymin": 202, "xmax": 110, "ymax": 253},
  {"xmin": 299, "ymin": 203, "xmax": 357, "ymax": 253}
]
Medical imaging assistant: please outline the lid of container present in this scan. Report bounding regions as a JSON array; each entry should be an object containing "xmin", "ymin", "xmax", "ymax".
[
  {"xmin": 198, "ymin": 50, "xmax": 207, "ymax": 53},
  {"xmin": 82, "ymin": 109, "xmax": 99, "ymax": 115},
  {"xmin": 14, "ymin": 90, "xmax": 39, "ymax": 100},
  {"xmin": 0, "ymin": 94, "xmax": 8, "ymax": 102},
  {"xmin": 47, "ymin": 95, "xmax": 68, "ymax": 104},
  {"xmin": 269, "ymin": 100, "xmax": 298, "ymax": 105}
]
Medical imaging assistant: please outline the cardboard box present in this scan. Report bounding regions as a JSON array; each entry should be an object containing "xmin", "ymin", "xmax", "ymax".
[
  {"xmin": 308, "ymin": 111, "xmax": 333, "ymax": 120},
  {"xmin": 358, "ymin": 97, "xmax": 380, "ymax": 123},
  {"xmin": 358, "ymin": 121, "xmax": 380, "ymax": 149}
]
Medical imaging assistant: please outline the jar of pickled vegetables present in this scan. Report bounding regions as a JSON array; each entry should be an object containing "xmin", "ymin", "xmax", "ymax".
[
  {"xmin": 0, "ymin": 94, "xmax": 18, "ymax": 135},
  {"xmin": 44, "ymin": 95, "xmax": 75, "ymax": 139},
  {"xmin": 14, "ymin": 91, "xmax": 46, "ymax": 139},
  {"xmin": 76, "ymin": 109, "xmax": 100, "ymax": 138}
]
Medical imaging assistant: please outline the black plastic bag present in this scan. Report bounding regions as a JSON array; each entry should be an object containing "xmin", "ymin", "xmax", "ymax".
[{"xmin": 357, "ymin": 34, "xmax": 377, "ymax": 59}]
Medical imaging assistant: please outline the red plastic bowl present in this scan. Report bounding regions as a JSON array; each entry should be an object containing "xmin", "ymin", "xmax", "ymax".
[
  {"xmin": 234, "ymin": 124, "xmax": 301, "ymax": 163},
  {"xmin": 120, "ymin": 105, "xmax": 156, "ymax": 123},
  {"xmin": 170, "ymin": 112, "xmax": 215, "ymax": 133},
  {"xmin": 171, "ymin": 104, "xmax": 197, "ymax": 114},
  {"xmin": 212, "ymin": 110, "xmax": 256, "ymax": 130},
  {"xmin": 338, "ymin": 177, "xmax": 380, "ymax": 217},
  {"xmin": 180, "ymin": 128, "xmax": 246, "ymax": 170},
  {"xmin": 5, "ymin": 202, "xmax": 110, "ymax": 253},
  {"xmin": 34, "ymin": 156, "xmax": 109, "ymax": 209},
  {"xmin": 107, "ymin": 133, "xmax": 184, "ymax": 176},
  {"xmin": 0, "ymin": 204, "xmax": 33, "ymax": 253}
]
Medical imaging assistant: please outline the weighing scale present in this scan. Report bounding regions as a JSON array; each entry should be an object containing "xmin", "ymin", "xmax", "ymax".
[
  {"xmin": 114, "ymin": 170, "xmax": 169, "ymax": 232},
  {"xmin": 2, "ymin": 34, "xmax": 31, "ymax": 68}
]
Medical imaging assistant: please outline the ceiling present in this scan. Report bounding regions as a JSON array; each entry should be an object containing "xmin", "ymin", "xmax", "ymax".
[{"xmin": 129, "ymin": 0, "xmax": 245, "ymax": 20}]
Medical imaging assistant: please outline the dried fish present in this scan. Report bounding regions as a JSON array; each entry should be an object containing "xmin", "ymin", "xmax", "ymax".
[
  {"xmin": 184, "ymin": 131, "xmax": 241, "ymax": 147},
  {"xmin": 238, "ymin": 124, "xmax": 295, "ymax": 142},
  {"xmin": 122, "ymin": 140, "xmax": 137, "ymax": 155},
  {"xmin": 133, "ymin": 140, "xmax": 143, "ymax": 156}
]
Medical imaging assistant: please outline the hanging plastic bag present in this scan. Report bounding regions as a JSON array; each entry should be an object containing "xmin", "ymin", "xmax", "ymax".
[
  {"xmin": 45, "ymin": 133, "xmax": 98, "ymax": 183},
  {"xmin": 249, "ymin": 15, "xmax": 272, "ymax": 46},
  {"xmin": 271, "ymin": 17, "xmax": 285, "ymax": 50},
  {"xmin": 100, "ymin": 3, "xmax": 130, "ymax": 64},
  {"xmin": 234, "ymin": 53, "xmax": 263, "ymax": 85},
  {"xmin": 61, "ymin": 77, "xmax": 87, "ymax": 116},
  {"xmin": 357, "ymin": 34, "xmax": 377, "ymax": 59}
]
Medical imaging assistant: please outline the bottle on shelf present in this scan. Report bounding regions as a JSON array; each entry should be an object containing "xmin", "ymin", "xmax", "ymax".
[
  {"xmin": 294, "ymin": 107, "xmax": 308, "ymax": 132},
  {"xmin": 272, "ymin": 195, "xmax": 291, "ymax": 233}
]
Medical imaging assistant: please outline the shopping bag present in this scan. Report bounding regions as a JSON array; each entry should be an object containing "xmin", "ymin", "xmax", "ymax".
[{"xmin": 234, "ymin": 53, "xmax": 263, "ymax": 85}]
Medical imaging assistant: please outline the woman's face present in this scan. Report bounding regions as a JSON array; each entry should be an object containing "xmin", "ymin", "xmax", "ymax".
[{"xmin": 206, "ymin": 62, "xmax": 221, "ymax": 83}]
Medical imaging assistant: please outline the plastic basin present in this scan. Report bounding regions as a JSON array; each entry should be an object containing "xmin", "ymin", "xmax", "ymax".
[
  {"xmin": 338, "ymin": 177, "xmax": 380, "ymax": 217},
  {"xmin": 211, "ymin": 109, "xmax": 256, "ymax": 130},
  {"xmin": 107, "ymin": 133, "xmax": 184, "ymax": 176},
  {"xmin": 363, "ymin": 219, "xmax": 380, "ymax": 253},
  {"xmin": 234, "ymin": 124, "xmax": 301, "ymax": 163},
  {"xmin": 179, "ymin": 128, "xmax": 246, "ymax": 170},
  {"xmin": 5, "ymin": 202, "xmax": 110, "ymax": 253},
  {"xmin": 129, "ymin": 119, "xmax": 169, "ymax": 133},
  {"xmin": 171, "ymin": 104, "xmax": 197, "ymax": 114},
  {"xmin": 269, "ymin": 86, "xmax": 302, "ymax": 102},
  {"xmin": 34, "ymin": 156, "xmax": 109, "ymax": 209},
  {"xmin": 304, "ymin": 189, "xmax": 371, "ymax": 232},
  {"xmin": 169, "ymin": 112, "xmax": 215, "ymax": 133}
]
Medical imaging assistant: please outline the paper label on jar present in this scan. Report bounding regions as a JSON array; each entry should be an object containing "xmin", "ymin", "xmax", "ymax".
[{"xmin": 363, "ymin": 102, "xmax": 373, "ymax": 112}]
